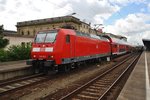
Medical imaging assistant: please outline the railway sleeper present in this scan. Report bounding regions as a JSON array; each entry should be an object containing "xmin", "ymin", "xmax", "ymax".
[
  {"xmin": 81, "ymin": 91, "xmax": 100, "ymax": 96},
  {"xmin": 89, "ymin": 85, "xmax": 107, "ymax": 90},
  {"xmin": 93, "ymin": 83, "xmax": 109, "ymax": 87},
  {"xmin": 86, "ymin": 88, "xmax": 103, "ymax": 92},
  {"xmin": 76, "ymin": 94, "xmax": 98, "ymax": 100}
]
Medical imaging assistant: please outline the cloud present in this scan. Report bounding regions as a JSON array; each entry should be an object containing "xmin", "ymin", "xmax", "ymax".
[
  {"xmin": 0, "ymin": 0, "xmax": 149, "ymax": 46},
  {"xmin": 104, "ymin": 13, "xmax": 150, "ymax": 45},
  {"xmin": 0, "ymin": 0, "xmax": 7, "ymax": 4},
  {"xmin": 58, "ymin": 0, "xmax": 121, "ymax": 26},
  {"xmin": 0, "ymin": 0, "xmax": 119, "ymax": 30},
  {"xmin": 110, "ymin": 0, "xmax": 146, "ymax": 5},
  {"xmin": 148, "ymin": 3, "xmax": 150, "ymax": 11},
  {"xmin": 0, "ymin": 0, "xmax": 7, "ymax": 12}
]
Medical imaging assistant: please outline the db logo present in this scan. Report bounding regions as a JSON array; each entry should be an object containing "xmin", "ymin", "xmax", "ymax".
[{"xmin": 40, "ymin": 48, "xmax": 45, "ymax": 51}]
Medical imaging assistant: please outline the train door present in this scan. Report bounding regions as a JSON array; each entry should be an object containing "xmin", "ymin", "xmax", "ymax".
[
  {"xmin": 66, "ymin": 35, "xmax": 75, "ymax": 58},
  {"xmin": 70, "ymin": 35, "xmax": 75, "ymax": 58},
  {"xmin": 117, "ymin": 44, "xmax": 119, "ymax": 54}
]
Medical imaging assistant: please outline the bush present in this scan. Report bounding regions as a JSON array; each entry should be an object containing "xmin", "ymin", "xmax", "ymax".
[
  {"xmin": 0, "ymin": 49, "xmax": 9, "ymax": 62},
  {"xmin": 0, "ymin": 36, "xmax": 9, "ymax": 49},
  {"xmin": 0, "ymin": 43, "xmax": 31, "ymax": 62}
]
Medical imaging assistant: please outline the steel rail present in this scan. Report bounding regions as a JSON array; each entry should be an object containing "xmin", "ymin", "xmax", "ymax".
[
  {"xmin": 0, "ymin": 73, "xmax": 46, "ymax": 96},
  {"xmin": 98, "ymin": 52, "xmax": 141, "ymax": 100},
  {"xmin": 0, "ymin": 73, "xmax": 44, "ymax": 86},
  {"xmin": 59, "ymin": 52, "xmax": 140, "ymax": 100}
]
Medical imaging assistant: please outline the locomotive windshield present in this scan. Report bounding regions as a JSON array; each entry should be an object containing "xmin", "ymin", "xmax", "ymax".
[{"xmin": 35, "ymin": 31, "xmax": 57, "ymax": 43}]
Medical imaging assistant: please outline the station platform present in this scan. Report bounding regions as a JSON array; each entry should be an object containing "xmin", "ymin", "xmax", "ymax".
[
  {"xmin": 0, "ymin": 60, "xmax": 30, "ymax": 73},
  {"xmin": 0, "ymin": 60, "xmax": 32, "ymax": 80},
  {"xmin": 118, "ymin": 51, "xmax": 150, "ymax": 100}
]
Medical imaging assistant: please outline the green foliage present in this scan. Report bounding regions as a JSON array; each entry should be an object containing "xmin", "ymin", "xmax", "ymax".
[
  {"xmin": 0, "ymin": 25, "xmax": 9, "ymax": 48},
  {"xmin": 0, "ymin": 49, "xmax": 9, "ymax": 62},
  {"xmin": 0, "ymin": 36, "xmax": 9, "ymax": 49},
  {"xmin": 0, "ymin": 43, "xmax": 31, "ymax": 62},
  {"xmin": 0, "ymin": 25, "xmax": 4, "ymax": 34}
]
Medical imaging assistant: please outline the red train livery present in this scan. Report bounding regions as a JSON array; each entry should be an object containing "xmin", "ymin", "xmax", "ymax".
[{"xmin": 26, "ymin": 28, "xmax": 132, "ymax": 73}]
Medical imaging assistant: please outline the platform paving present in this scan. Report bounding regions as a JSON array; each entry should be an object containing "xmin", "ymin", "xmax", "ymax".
[
  {"xmin": 0, "ymin": 60, "xmax": 30, "ymax": 73},
  {"xmin": 117, "ymin": 51, "xmax": 150, "ymax": 100},
  {"xmin": 0, "ymin": 60, "xmax": 32, "ymax": 80}
]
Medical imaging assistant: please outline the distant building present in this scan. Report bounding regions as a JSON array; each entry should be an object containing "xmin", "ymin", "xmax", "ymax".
[
  {"xmin": 142, "ymin": 39, "xmax": 150, "ymax": 51},
  {"xmin": 16, "ymin": 16, "xmax": 102, "ymax": 37},
  {"xmin": 3, "ymin": 30, "xmax": 17, "ymax": 34},
  {"xmin": 3, "ymin": 30, "xmax": 33, "ymax": 48}
]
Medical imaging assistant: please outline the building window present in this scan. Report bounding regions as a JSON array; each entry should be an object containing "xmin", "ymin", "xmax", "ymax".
[
  {"xmin": 21, "ymin": 31, "xmax": 24, "ymax": 35},
  {"xmin": 18, "ymin": 29, "xmax": 20, "ymax": 34},
  {"xmin": 27, "ymin": 31, "xmax": 30, "ymax": 35},
  {"xmin": 33, "ymin": 30, "xmax": 36, "ymax": 36}
]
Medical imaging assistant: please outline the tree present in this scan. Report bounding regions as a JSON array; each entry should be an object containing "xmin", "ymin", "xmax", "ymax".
[
  {"xmin": 0, "ymin": 36, "xmax": 9, "ymax": 48},
  {"xmin": 0, "ymin": 25, "xmax": 9, "ymax": 48},
  {"xmin": 0, "ymin": 25, "xmax": 4, "ymax": 35}
]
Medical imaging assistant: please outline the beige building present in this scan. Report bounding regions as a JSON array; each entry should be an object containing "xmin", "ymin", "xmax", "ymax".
[
  {"xmin": 3, "ymin": 30, "xmax": 33, "ymax": 48},
  {"xmin": 16, "ymin": 16, "xmax": 101, "ymax": 37}
]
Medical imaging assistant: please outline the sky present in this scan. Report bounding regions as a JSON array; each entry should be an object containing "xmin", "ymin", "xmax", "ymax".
[{"xmin": 0, "ymin": 0, "xmax": 150, "ymax": 45}]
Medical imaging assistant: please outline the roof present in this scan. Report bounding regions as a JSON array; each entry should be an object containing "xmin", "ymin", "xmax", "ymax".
[
  {"xmin": 2, "ymin": 30, "xmax": 33, "ymax": 38},
  {"xmin": 16, "ymin": 16, "xmax": 82, "ymax": 27},
  {"xmin": 101, "ymin": 33, "xmax": 129, "ymax": 45},
  {"xmin": 111, "ymin": 37, "xmax": 130, "ymax": 45}
]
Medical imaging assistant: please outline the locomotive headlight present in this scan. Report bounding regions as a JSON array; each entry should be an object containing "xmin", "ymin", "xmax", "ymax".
[
  {"xmin": 45, "ymin": 47, "xmax": 53, "ymax": 52},
  {"xmin": 33, "ymin": 55, "xmax": 36, "ymax": 58},
  {"xmin": 32, "ymin": 48, "xmax": 40, "ymax": 52},
  {"xmin": 48, "ymin": 55, "xmax": 54, "ymax": 59}
]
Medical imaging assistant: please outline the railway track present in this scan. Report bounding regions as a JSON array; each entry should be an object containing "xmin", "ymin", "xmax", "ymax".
[
  {"xmin": 0, "ymin": 52, "xmax": 140, "ymax": 99},
  {"xmin": 59, "ymin": 52, "xmax": 141, "ymax": 100},
  {"xmin": 0, "ymin": 73, "xmax": 46, "ymax": 96}
]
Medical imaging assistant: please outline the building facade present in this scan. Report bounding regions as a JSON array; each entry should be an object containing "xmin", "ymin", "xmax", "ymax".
[
  {"xmin": 3, "ymin": 30, "xmax": 33, "ymax": 48},
  {"xmin": 16, "ymin": 16, "xmax": 101, "ymax": 37}
]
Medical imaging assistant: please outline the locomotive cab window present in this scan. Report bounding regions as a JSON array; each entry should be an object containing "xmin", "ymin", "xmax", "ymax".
[
  {"xmin": 35, "ymin": 31, "xmax": 57, "ymax": 43},
  {"xmin": 66, "ymin": 35, "xmax": 70, "ymax": 43}
]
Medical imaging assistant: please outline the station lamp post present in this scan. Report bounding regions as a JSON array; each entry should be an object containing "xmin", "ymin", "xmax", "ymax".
[
  {"xmin": 62, "ymin": 12, "xmax": 76, "ymax": 29},
  {"xmin": 66, "ymin": 12, "xmax": 76, "ymax": 16}
]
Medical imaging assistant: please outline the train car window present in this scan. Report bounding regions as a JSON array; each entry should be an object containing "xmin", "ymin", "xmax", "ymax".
[
  {"xmin": 90, "ymin": 34, "xmax": 100, "ymax": 40},
  {"xmin": 86, "ymin": 33, "xmax": 90, "ymax": 37},
  {"xmin": 66, "ymin": 35, "xmax": 70, "ymax": 43},
  {"xmin": 81, "ymin": 32, "xmax": 85, "ymax": 37},
  {"xmin": 76, "ymin": 31, "xmax": 81, "ymax": 36},
  {"xmin": 114, "ymin": 45, "xmax": 117, "ymax": 48}
]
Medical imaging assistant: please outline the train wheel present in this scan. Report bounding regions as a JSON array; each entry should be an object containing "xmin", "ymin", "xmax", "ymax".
[
  {"xmin": 75, "ymin": 62, "xmax": 81, "ymax": 69},
  {"xmin": 70, "ymin": 63, "xmax": 75, "ymax": 69},
  {"xmin": 57, "ymin": 64, "xmax": 70, "ymax": 73},
  {"xmin": 43, "ymin": 67, "xmax": 49, "ymax": 74},
  {"xmin": 98, "ymin": 58, "xmax": 102, "ymax": 64},
  {"xmin": 57, "ymin": 65, "xmax": 62, "ymax": 73},
  {"xmin": 83, "ymin": 61, "xmax": 87, "ymax": 67},
  {"xmin": 35, "ymin": 68, "xmax": 40, "ymax": 73},
  {"xmin": 63, "ymin": 64, "xmax": 71, "ymax": 72},
  {"xmin": 32, "ymin": 62, "xmax": 40, "ymax": 74}
]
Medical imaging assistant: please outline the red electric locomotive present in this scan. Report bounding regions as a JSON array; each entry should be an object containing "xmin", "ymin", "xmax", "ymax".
[{"xmin": 27, "ymin": 28, "xmax": 111, "ymax": 73}]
